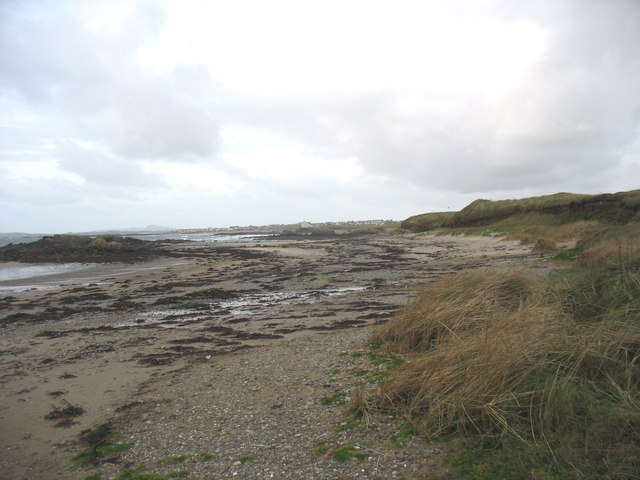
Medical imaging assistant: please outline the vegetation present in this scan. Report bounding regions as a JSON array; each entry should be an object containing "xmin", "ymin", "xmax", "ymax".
[
  {"xmin": 159, "ymin": 454, "xmax": 188, "ymax": 465},
  {"xmin": 166, "ymin": 471, "xmax": 189, "ymax": 479},
  {"xmin": 321, "ymin": 391, "xmax": 347, "ymax": 406},
  {"xmin": 531, "ymin": 237, "xmax": 557, "ymax": 253},
  {"xmin": 401, "ymin": 189, "xmax": 640, "ymax": 239},
  {"xmin": 389, "ymin": 424, "xmax": 416, "ymax": 448},
  {"xmin": 96, "ymin": 443, "xmax": 133, "ymax": 455},
  {"xmin": 400, "ymin": 211, "xmax": 457, "ymax": 232},
  {"xmin": 73, "ymin": 424, "xmax": 133, "ymax": 468},
  {"xmin": 119, "ymin": 469, "xmax": 165, "ymax": 480},
  {"xmin": 199, "ymin": 452, "xmax": 214, "ymax": 461},
  {"xmin": 359, "ymin": 227, "xmax": 640, "ymax": 478},
  {"xmin": 332, "ymin": 443, "xmax": 368, "ymax": 463},
  {"xmin": 313, "ymin": 441, "xmax": 329, "ymax": 455}
]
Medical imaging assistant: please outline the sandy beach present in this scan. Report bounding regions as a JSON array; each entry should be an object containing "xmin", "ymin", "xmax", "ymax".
[{"xmin": 0, "ymin": 233, "xmax": 537, "ymax": 479}]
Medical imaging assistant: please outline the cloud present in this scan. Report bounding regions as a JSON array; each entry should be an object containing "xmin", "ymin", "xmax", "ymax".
[
  {"xmin": 223, "ymin": 0, "xmax": 640, "ymax": 194},
  {"xmin": 100, "ymin": 67, "xmax": 221, "ymax": 160},
  {"xmin": 55, "ymin": 139, "xmax": 166, "ymax": 188},
  {"xmin": 1, "ymin": 0, "xmax": 640, "ymax": 233},
  {"xmin": 0, "ymin": 0, "xmax": 220, "ymax": 162}
]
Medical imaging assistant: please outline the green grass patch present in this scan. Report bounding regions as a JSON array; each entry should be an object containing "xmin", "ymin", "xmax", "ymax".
[
  {"xmin": 553, "ymin": 245, "xmax": 586, "ymax": 262},
  {"xmin": 120, "ymin": 470, "xmax": 165, "ymax": 480},
  {"xmin": 84, "ymin": 473, "xmax": 102, "ymax": 480},
  {"xmin": 73, "ymin": 450, "xmax": 95, "ymax": 468},
  {"xmin": 335, "ymin": 420, "xmax": 360, "ymax": 432},
  {"xmin": 97, "ymin": 443, "xmax": 133, "ymax": 455},
  {"xmin": 105, "ymin": 432, "xmax": 124, "ymax": 442},
  {"xmin": 367, "ymin": 348, "xmax": 403, "ymax": 369},
  {"xmin": 200, "ymin": 452, "xmax": 214, "ymax": 461},
  {"xmin": 445, "ymin": 438, "xmax": 573, "ymax": 480},
  {"xmin": 390, "ymin": 424, "xmax": 416, "ymax": 448},
  {"xmin": 332, "ymin": 444, "xmax": 367, "ymax": 463},
  {"xmin": 321, "ymin": 391, "xmax": 347, "ymax": 406},
  {"xmin": 167, "ymin": 471, "xmax": 189, "ymax": 479},
  {"xmin": 313, "ymin": 441, "xmax": 329, "ymax": 455},
  {"xmin": 159, "ymin": 454, "xmax": 188, "ymax": 465},
  {"xmin": 73, "ymin": 424, "xmax": 134, "ymax": 467}
]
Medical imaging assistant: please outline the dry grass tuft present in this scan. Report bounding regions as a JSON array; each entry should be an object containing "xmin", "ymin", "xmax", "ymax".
[
  {"xmin": 373, "ymin": 268, "xmax": 538, "ymax": 353},
  {"xmin": 577, "ymin": 235, "xmax": 640, "ymax": 268},
  {"xmin": 369, "ymin": 265, "xmax": 640, "ymax": 477},
  {"xmin": 502, "ymin": 232, "xmax": 531, "ymax": 244},
  {"xmin": 531, "ymin": 237, "xmax": 557, "ymax": 253},
  {"xmin": 347, "ymin": 383, "xmax": 375, "ymax": 425},
  {"xmin": 375, "ymin": 269, "xmax": 566, "ymax": 436}
]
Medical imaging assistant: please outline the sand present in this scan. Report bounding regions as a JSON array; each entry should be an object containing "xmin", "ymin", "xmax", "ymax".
[{"xmin": 0, "ymin": 233, "xmax": 538, "ymax": 479}]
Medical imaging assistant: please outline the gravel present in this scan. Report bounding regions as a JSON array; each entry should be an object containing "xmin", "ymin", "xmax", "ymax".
[{"xmin": 89, "ymin": 327, "xmax": 448, "ymax": 480}]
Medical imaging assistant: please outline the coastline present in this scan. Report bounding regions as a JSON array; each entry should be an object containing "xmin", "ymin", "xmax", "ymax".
[{"xmin": 0, "ymin": 233, "xmax": 536, "ymax": 479}]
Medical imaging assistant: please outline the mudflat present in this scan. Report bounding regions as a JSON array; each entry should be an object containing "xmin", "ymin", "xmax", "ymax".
[{"xmin": 0, "ymin": 233, "xmax": 536, "ymax": 479}]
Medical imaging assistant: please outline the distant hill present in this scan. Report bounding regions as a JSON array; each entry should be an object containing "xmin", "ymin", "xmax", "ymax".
[{"xmin": 402, "ymin": 189, "xmax": 640, "ymax": 232}]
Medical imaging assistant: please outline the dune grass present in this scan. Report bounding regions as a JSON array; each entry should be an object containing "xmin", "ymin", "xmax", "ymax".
[
  {"xmin": 401, "ymin": 189, "xmax": 640, "ymax": 240},
  {"xmin": 401, "ymin": 211, "xmax": 457, "ymax": 232},
  {"xmin": 361, "ymin": 233, "xmax": 640, "ymax": 478}
]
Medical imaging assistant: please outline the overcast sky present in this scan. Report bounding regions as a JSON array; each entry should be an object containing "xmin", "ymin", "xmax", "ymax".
[{"xmin": 1, "ymin": 0, "xmax": 639, "ymax": 233}]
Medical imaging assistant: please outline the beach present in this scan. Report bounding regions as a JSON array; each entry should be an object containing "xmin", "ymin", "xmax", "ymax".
[{"xmin": 0, "ymin": 232, "xmax": 536, "ymax": 479}]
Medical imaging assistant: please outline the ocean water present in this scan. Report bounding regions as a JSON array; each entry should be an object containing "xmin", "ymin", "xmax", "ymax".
[
  {"xmin": 0, "ymin": 232, "xmax": 273, "ymax": 247},
  {"xmin": 0, "ymin": 233, "xmax": 44, "ymax": 247},
  {"xmin": 0, "ymin": 263, "xmax": 90, "ymax": 282},
  {"xmin": 0, "ymin": 262, "xmax": 100, "ymax": 293},
  {"xmin": 129, "ymin": 232, "xmax": 274, "ymax": 242},
  {"xmin": 0, "ymin": 232, "xmax": 272, "ymax": 290}
]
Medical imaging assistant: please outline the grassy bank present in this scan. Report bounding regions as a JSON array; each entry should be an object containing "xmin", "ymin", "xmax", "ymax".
[
  {"xmin": 401, "ymin": 190, "xmax": 640, "ymax": 241},
  {"xmin": 357, "ymin": 231, "xmax": 640, "ymax": 478}
]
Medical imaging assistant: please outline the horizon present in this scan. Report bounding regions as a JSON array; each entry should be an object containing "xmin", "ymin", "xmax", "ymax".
[
  {"xmin": 0, "ymin": 217, "xmax": 399, "ymax": 236},
  {"xmin": 2, "ymin": 184, "xmax": 638, "ymax": 235},
  {"xmin": 2, "ymin": 0, "xmax": 639, "ymax": 233}
]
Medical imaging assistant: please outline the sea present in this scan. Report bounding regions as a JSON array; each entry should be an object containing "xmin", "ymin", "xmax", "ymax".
[
  {"xmin": 0, "ymin": 231, "xmax": 275, "ymax": 290},
  {"xmin": 0, "ymin": 231, "xmax": 274, "ymax": 247}
]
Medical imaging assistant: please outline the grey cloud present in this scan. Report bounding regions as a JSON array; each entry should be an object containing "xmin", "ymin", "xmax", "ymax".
[
  {"xmin": 0, "ymin": 176, "xmax": 85, "ymax": 205},
  {"xmin": 55, "ymin": 140, "xmax": 166, "ymax": 188},
  {"xmin": 105, "ymin": 71, "xmax": 220, "ymax": 160},
  {"xmin": 0, "ymin": 1, "xmax": 219, "ymax": 162},
  {"xmin": 249, "ymin": 0, "xmax": 640, "ymax": 194},
  {"xmin": 0, "ymin": 1, "xmax": 156, "ymax": 102}
]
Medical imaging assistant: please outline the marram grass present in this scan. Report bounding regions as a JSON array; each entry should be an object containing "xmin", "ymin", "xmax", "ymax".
[{"xmin": 366, "ymin": 262, "xmax": 640, "ymax": 478}]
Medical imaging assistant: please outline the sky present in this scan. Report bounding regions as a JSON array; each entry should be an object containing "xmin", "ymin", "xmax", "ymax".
[{"xmin": 1, "ymin": 0, "xmax": 639, "ymax": 233}]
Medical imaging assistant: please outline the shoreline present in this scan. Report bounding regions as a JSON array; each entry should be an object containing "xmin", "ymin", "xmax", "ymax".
[{"xmin": 0, "ymin": 233, "xmax": 537, "ymax": 479}]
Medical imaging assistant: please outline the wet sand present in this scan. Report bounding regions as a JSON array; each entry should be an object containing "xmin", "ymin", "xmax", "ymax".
[{"xmin": 0, "ymin": 233, "xmax": 537, "ymax": 479}]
